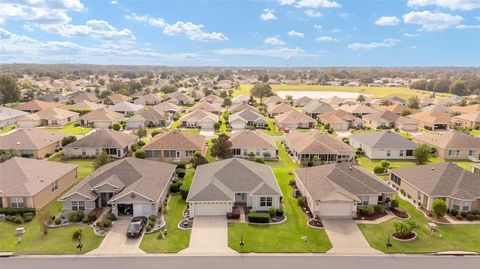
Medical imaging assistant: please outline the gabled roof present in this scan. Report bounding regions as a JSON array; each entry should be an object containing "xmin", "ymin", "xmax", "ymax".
[
  {"xmin": 67, "ymin": 91, "xmax": 99, "ymax": 103},
  {"xmin": 302, "ymin": 101, "xmax": 334, "ymax": 114},
  {"xmin": 339, "ymin": 104, "xmax": 378, "ymax": 114},
  {"xmin": 274, "ymin": 109, "xmax": 316, "ymax": 124},
  {"xmin": 408, "ymin": 109, "xmax": 452, "ymax": 124},
  {"xmin": 450, "ymin": 104, "xmax": 480, "ymax": 114},
  {"xmin": 295, "ymin": 164, "xmax": 395, "ymax": 202},
  {"xmin": 152, "ymin": 102, "xmax": 182, "ymax": 113},
  {"xmin": 229, "ymin": 103, "xmax": 259, "ymax": 114},
  {"xmin": 0, "ymin": 128, "xmax": 67, "ymax": 150},
  {"xmin": 110, "ymin": 101, "xmax": 144, "ymax": 113},
  {"xmin": 79, "ymin": 108, "xmax": 124, "ymax": 122},
  {"xmin": 421, "ymin": 104, "xmax": 453, "ymax": 114},
  {"xmin": 390, "ymin": 162, "xmax": 480, "ymax": 200},
  {"xmin": 67, "ymin": 100, "xmax": 105, "ymax": 111},
  {"xmin": 413, "ymin": 131, "xmax": 480, "ymax": 149},
  {"xmin": 65, "ymin": 129, "xmax": 137, "ymax": 148},
  {"xmin": 319, "ymin": 109, "xmax": 359, "ymax": 123},
  {"xmin": 349, "ymin": 130, "xmax": 417, "ymax": 149},
  {"xmin": 168, "ymin": 92, "xmax": 194, "ymax": 102},
  {"xmin": 181, "ymin": 110, "xmax": 219, "ymax": 123},
  {"xmin": 202, "ymin": 94, "xmax": 224, "ymax": 103},
  {"xmin": 14, "ymin": 100, "xmax": 60, "ymax": 111},
  {"xmin": 229, "ymin": 109, "xmax": 266, "ymax": 123},
  {"xmin": 19, "ymin": 107, "xmax": 78, "ymax": 121},
  {"xmin": 0, "ymin": 157, "xmax": 77, "ymax": 197},
  {"xmin": 60, "ymin": 158, "xmax": 176, "ymax": 203},
  {"xmin": 383, "ymin": 103, "xmax": 416, "ymax": 114},
  {"xmin": 363, "ymin": 110, "xmax": 399, "ymax": 123},
  {"xmin": 229, "ymin": 130, "xmax": 277, "ymax": 150},
  {"xmin": 264, "ymin": 96, "xmax": 284, "ymax": 106},
  {"xmin": 285, "ymin": 130, "xmax": 354, "ymax": 154},
  {"xmin": 138, "ymin": 108, "xmax": 167, "ymax": 121},
  {"xmin": 143, "ymin": 130, "xmax": 206, "ymax": 150},
  {"xmin": 267, "ymin": 103, "xmax": 295, "ymax": 114},
  {"xmin": 107, "ymin": 93, "xmax": 131, "ymax": 104},
  {"xmin": 293, "ymin": 96, "xmax": 314, "ymax": 107},
  {"xmin": 187, "ymin": 158, "xmax": 282, "ymax": 202},
  {"xmin": 454, "ymin": 111, "xmax": 480, "ymax": 123},
  {"xmin": 0, "ymin": 106, "xmax": 28, "ymax": 121},
  {"xmin": 189, "ymin": 101, "xmax": 221, "ymax": 114}
]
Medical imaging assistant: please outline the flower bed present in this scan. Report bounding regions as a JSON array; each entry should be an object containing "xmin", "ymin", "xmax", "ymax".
[
  {"xmin": 392, "ymin": 231, "xmax": 417, "ymax": 242},
  {"xmin": 308, "ymin": 218, "xmax": 324, "ymax": 228},
  {"xmin": 354, "ymin": 211, "xmax": 388, "ymax": 221},
  {"xmin": 391, "ymin": 208, "xmax": 409, "ymax": 219}
]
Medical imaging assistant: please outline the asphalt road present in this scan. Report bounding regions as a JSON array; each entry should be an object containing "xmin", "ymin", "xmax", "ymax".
[{"xmin": 1, "ymin": 255, "xmax": 479, "ymax": 269}]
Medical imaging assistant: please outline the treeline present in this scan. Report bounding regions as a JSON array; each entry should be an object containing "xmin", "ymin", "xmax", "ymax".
[{"xmin": 410, "ymin": 76, "xmax": 480, "ymax": 96}]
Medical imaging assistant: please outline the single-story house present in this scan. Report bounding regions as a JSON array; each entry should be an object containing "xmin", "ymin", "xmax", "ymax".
[
  {"xmin": 143, "ymin": 130, "xmax": 207, "ymax": 163},
  {"xmin": 295, "ymin": 164, "xmax": 396, "ymax": 218},
  {"xmin": 389, "ymin": 163, "xmax": 480, "ymax": 212},
  {"xmin": 14, "ymin": 100, "xmax": 60, "ymax": 113},
  {"xmin": 229, "ymin": 130, "xmax": 278, "ymax": 159},
  {"xmin": 186, "ymin": 158, "xmax": 282, "ymax": 216},
  {"xmin": 267, "ymin": 103, "xmax": 295, "ymax": 117},
  {"xmin": 201, "ymin": 94, "xmax": 224, "ymax": 106},
  {"xmin": 293, "ymin": 96, "xmax": 314, "ymax": 107},
  {"xmin": 0, "ymin": 106, "xmax": 28, "ymax": 127},
  {"xmin": 264, "ymin": 96, "xmax": 284, "ymax": 107},
  {"xmin": 339, "ymin": 104, "xmax": 378, "ymax": 117},
  {"xmin": 17, "ymin": 107, "xmax": 79, "ymax": 128},
  {"xmin": 450, "ymin": 104, "xmax": 480, "ymax": 115},
  {"xmin": 274, "ymin": 110, "xmax": 316, "ymax": 130},
  {"xmin": 41, "ymin": 92, "xmax": 69, "ymax": 104},
  {"xmin": 302, "ymin": 101, "xmax": 334, "ymax": 118},
  {"xmin": 421, "ymin": 104, "xmax": 454, "ymax": 115},
  {"xmin": 110, "ymin": 101, "xmax": 144, "ymax": 116},
  {"xmin": 152, "ymin": 102, "xmax": 182, "ymax": 115},
  {"xmin": 349, "ymin": 130, "xmax": 417, "ymax": 160},
  {"xmin": 453, "ymin": 112, "xmax": 480, "ymax": 129},
  {"xmin": 383, "ymin": 103, "xmax": 416, "ymax": 115},
  {"xmin": 66, "ymin": 100, "xmax": 105, "ymax": 113},
  {"xmin": 412, "ymin": 131, "xmax": 480, "ymax": 160},
  {"xmin": 0, "ymin": 129, "xmax": 67, "ymax": 159},
  {"xmin": 229, "ymin": 109, "xmax": 267, "ymax": 129},
  {"xmin": 78, "ymin": 108, "xmax": 124, "ymax": 128},
  {"xmin": 395, "ymin": 116, "xmax": 419, "ymax": 131},
  {"xmin": 408, "ymin": 109, "xmax": 452, "ymax": 131},
  {"xmin": 323, "ymin": 96, "xmax": 348, "ymax": 107},
  {"xmin": 104, "ymin": 93, "xmax": 131, "ymax": 105},
  {"xmin": 59, "ymin": 158, "xmax": 176, "ymax": 217},
  {"xmin": 67, "ymin": 91, "xmax": 99, "ymax": 104},
  {"xmin": 318, "ymin": 110, "xmax": 365, "ymax": 131},
  {"xmin": 180, "ymin": 110, "xmax": 219, "ymax": 130},
  {"xmin": 285, "ymin": 130, "xmax": 355, "ymax": 163},
  {"xmin": 229, "ymin": 103, "xmax": 259, "ymax": 114},
  {"xmin": 232, "ymin": 95, "xmax": 250, "ymax": 105},
  {"xmin": 64, "ymin": 129, "xmax": 137, "ymax": 158},
  {"xmin": 363, "ymin": 110, "xmax": 399, "ymax": 129},
  {"xmin": 125, "ymin": 109, "xmax": 168, "ymax": 129},
  {"xmin": 1, "ymin": 157, "xmax": 78, "ymax": 209},
  {"xmin": 167, "ymin": 92, "xmax": 194, "ymax": 106},
  {"xmin": 133, "ymin": 93, "xmax": 162, "ymax": 106},
  {"xmin": 189, "ymin": 101, "xmax": 222, "ymax": 115}
]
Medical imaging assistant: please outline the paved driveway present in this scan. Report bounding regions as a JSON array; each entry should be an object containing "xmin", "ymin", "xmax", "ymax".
[
  {"xmin": 322, "ymin": 219, "xmax": 381, "ymax": 255},
  {"xmin": 181, "ymin": 216, "xmax": 234, "ymax": 254},
  {"xmin": 88, "ymin": 217, "xmax": 145, "ymax": 255}
]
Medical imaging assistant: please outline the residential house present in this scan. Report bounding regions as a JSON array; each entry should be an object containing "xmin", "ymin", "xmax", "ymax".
[
  {"xmin": 66, "ymin": 100, "xmax": 105, "ymax": 113},
  {"xmin": 152, "ymin": 102, "xmax": 182, "ymax": 115},
  {"xmin": 41, "ymin": 92, "xmax": 68, "ymax": 104},
  {"xmin": 383, "ymin": 103, "xmax": 416, "ymax": 116},
  {"xmin": 201, "ymin": 94, "xmax": 224, "ymax": 106},
  {"xmin": 110, "ymin": 101, "xmax": 144, "ymax": 116},
  {"xmin": 229, "ymin": 103, "xmax": 259, "ymax": 114},
  {"xmin": 412, "ymin": 131, "xmax": 480, "ymax": 160},
  {"xmin": 133, "ymin": 93, "xmax": 162, "ymax": 106},
  {"xmin": 14, "ymin": 100, "xmax": 60, "ymax": 113},
  {"xmin": 0, "ymin": 129, "xmax": 67, "ymax": 159},
  {"xmin": 67, "ymin": 91, "xmax": 99, "ymax": 104},
  {"xmin": 125, "ymin": 109, "xmax": 168, "ymax": 129},
  {"xmin": 167, "ymin": 92, "xmax": 194, "ymax": 106},
  {"xmin": 264, "ymin": 96, "xmax": 284, "ymax": 107},
  {"xmin": 421, "ymin": 104, "xmax": 454, "ymax": 115},
  {"xmin": 180, "ymin": 110, "xmax": 219, "ymax": 130},
  {"xmin": 229, "ymin": 109, "xmax": 267, "ymax": 130},
  {"xmin": 408, "ymin": 109, "xmax": 452, "ymax": 130},
  {"xmin": 274, "ymin": 110, "xmax": 316, "ymax": 130},
  {"xmin": 318, "ymin": 110, "xmax": 365, "ymax": 131},
  {"xmin": 232, "ymin": 95, "xmax": 250, "ymax": 105},
  {"xmin": 59, "ymin": 158, "xmax": 176, "ymax": 217},
  {"xmin": 453, "ymin": 112, "xmax": 480, "ymax": 129},
  {"xmin": 285, "ymin": 130, "xmax": 355, "ymax": 163},
  {"xmin": 186, "ymin": 158, "xmax": 282, "ymax": 216},
  {"xmin": 229, "ymin": 130, "xmax": 278, "ymax": 159},
  {"xmin": 339, "ymin": 104, "xmax": 378, "ymax": 117},
  {"xmin": 293, "ymin": 96, "xmax": 313, "ymax": 107},
  {"xmin": 323, "ymin": 96, "xmax": 347, "ymax": 107},
  {"xmin": 143, "ymin": 130, "xmax": 206, "ymax": 163},
  {"xmin": 17, "ymin": 107, "xmax": 79, "ymax": 128},
  {"xmin": 349, "ymin": 130, "xmax": 417, "ymax": 160},
  {"xmin": 450, "ymin": 104, "xmax": 480, "ymax": 115},
  {"xmin": 64, "ymin": 129, "xmax": 137, "ymax": 158},
  {"xmin": 267, "ymin": 103, "xmax": 296, "ymax": 117},
  {"xmin": 105, "ymin": 93, "xmax": 131, "ymax": 105},
  {"xmin": 363, "ymin": 110, "xmax": 418, "ymax": 131},
  {"xmin": 1, "ymin": 157, "xmax": 78, "ymax": 209},
  {"xmin": 189, "ymin": 101, "xmax": 222, "ymax": 115},
  {"xmin": 295, "ymin": 164, "xmax": 396, "ymax": 218},
  {"xmin": 302, "ymin": 101, "xmax": 334, "ymax": 118},
  {"xmin": 78, "ymin": 108, "xmax": 124, "ymax": 128},
  {"xmin": 389, "ymin": 163, "xmax": 480, "ymax": 212},
  {"xmin": 0, "ymin": 106, "xmax": 28, "ymax": 127}
]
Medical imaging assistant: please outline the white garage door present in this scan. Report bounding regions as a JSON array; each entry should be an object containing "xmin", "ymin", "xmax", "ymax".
[
  {"xmin": 193, "ymin": 202, "xmax": 228, "ymax": 216},
  {"xmin": 231, "ymin": 123, "xmax": 245, "ymax": 130},
  {"xmin": 133, "ymin": 204, "xmax": 152, "ymax": 217},
  {"xmin": 318, "ymin": 202, "xmax": 352, "ymax": 218}
]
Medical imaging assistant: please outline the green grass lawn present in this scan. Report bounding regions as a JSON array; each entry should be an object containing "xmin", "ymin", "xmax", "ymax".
[
  {"xmin": 181, "ymin": 129, "xmax": 200, "ymax": 134},
  {"xmin": 228, "ymin": 142, "xmax": 332, "ymax": 253},
  {"xmin": 470, "ymin": 130, "xmax": 480, "ymax": 137},
  {"xmin": 262, "ymin": 118, "xmax": 283, "ymax": 136},
  {"xmin": 48, "ymin": 155, "xmax": 95, "ymax": 180},
  {"xmin": 140, "ymin": 194, "xmax": 191, "ymax": 253},
  {"xmin": 42, "ymin": 123, "xmax": 92, "ymax": 135},
  {"xmin": 358, "ymin": 197, "xmax": 480, "ymax": 253},
  {"xmin": 0, "ymin": 124, "xmax": 16, "ymax": 134}
]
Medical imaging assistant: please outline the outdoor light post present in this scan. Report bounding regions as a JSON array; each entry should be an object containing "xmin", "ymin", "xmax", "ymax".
[
  {"xmin": 386, "ymin": 235, "xmax": 392, "ymax": 251},
  {"xmin": 239, "ymin": 235, "xmax": 244, "ymax": 250},
  {"xmin": 77, "ymin": 235, "xmax": 83, "ymax": 252}
]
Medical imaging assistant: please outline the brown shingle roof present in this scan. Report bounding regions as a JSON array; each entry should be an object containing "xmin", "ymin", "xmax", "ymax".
[
  {"xmin": 274, "ymin": 109, "xmax": 316, "ymax": 124},
  {"xmin": 0, "ymin": 128, "xmax": 67, "ymax": 150},
  {"xmin": 408, "ymin": 109, "xmax": 452, "ymax": 124},
  {"xmin": 65, "ymin": 129, "xmax": 137, "ymax": 148},
  {"xmin": 67, "ymin": 100, "xmax": 105, "ymax": 111},
  {"xmin": 285, "ymin": 130, "xmax": 354, "ymax": 154},
  {"xmin": 14, "ymin": 100, "xmax": 60, "ymax": 112},
  {"xmin": 229, "ymin": 130, "xmax": 276, "ymax": 150},
  {"xmin": 413, "ymin": 131, "xmax": 480, "ymax": 149},
  {"xmin": 79, "ymin": 108, "xmax": 124, "ymax": 122},
  {"xmin": 143, "ymin": 130, "xmax": 206, "ymax": 151}
]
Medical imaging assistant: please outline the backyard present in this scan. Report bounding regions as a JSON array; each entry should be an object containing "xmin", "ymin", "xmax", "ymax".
[
  {"xmin": 227, "ymin": 142, "xmax": 332, "ymax": 253},
  {"xmin": 358, "ymin": 197, "xmax": 480, "ymax": 253},
  {"xmin": 0, "ymin": 124, "xmax": 16, "ymax": 134},
  {"xmin": 42, "ymin": 123, "xmax": 92, "ymax": 135}
]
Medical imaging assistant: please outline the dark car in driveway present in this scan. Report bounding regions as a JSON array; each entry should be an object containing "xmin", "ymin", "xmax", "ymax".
[{"xmin": 126, "ymin": 216, "xmax": 148, "ymax": 238}]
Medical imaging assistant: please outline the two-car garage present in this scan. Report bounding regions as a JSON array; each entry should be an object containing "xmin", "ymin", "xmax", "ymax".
[
  {"xmin": 317, "ymin": 201, "xmax": 355, "ymax": 218},
  {"xmin": 189, "ymin": 201, "xmax": 231, "ymax": 216}
]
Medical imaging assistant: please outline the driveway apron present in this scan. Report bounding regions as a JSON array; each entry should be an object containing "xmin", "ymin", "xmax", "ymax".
[{"xmin": 181, "ymin": 216, "xmax": 234, "ymax": 254}]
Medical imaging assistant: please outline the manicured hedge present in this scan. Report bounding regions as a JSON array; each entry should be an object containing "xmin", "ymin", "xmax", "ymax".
[
  {"xmin": 0, "ymin": 207, "xmax": 36, "ymax": 216},
  {"xmin": 247, "ymin": 212, "xmax": 270, "ymax": 223}
]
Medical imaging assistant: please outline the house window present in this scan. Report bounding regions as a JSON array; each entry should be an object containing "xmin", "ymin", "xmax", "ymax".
[
  {"xmin": 51, "ymin": 180, "xmax": 58, "ymax": 192},
  {"xmin": 260, "ymin": 197, "xmax": 273, "ymax": 207},
  {"xmin": 10, "ymin": 197, "xmax": 25, "ymax": 208},
  {"xmin": 399, "ymin": 150, "xmax": 404, "ymax": 157},
  {"xmin": 256, "ymin": 151, "xmax": 260, "ymax": 156},
  {"xmin": 82, "ymin": 149, "xmax": 86, "ymax": 156},
  {"xmin": 406, "ymin": 150, "xmax": 413, "ymax": 156},
  {"xmin": 233, "ymin": 149, "xmax": 241, "ymax": 155},
  {"xmin": 468, "ymin": 150, "xmax": 476, "ymax": 157},
  {"xmin": 390, "ymin": 174, "xmax": 401, "ymax": 185},
  {"xmin": 72, "ymin": 201, "xmax": 85, "ymax": 211},
  {"xmin": 358, "ymin": 196, "xmax": 369, "ymax": 206},
  {"xmin": 462, "ymin": 201, "xmax": 470, "ymax": 212},
  {"xmin": 452, "ymin": 200, "xmax": 461, "ymax": 210},
  {"xmin": 95, "ymin": 148, "xmax": 100, "ymax": 155},
  {"xmin": 386, "ymin": 150, "xmax": 391, "ymax": 157},
  {"xmin": 186, "ymin": 150, "xmax": 195, "ymax": 157},
  {"xmin": 448, "ymin": 150, "xmax": 460, "ymax": 157}
]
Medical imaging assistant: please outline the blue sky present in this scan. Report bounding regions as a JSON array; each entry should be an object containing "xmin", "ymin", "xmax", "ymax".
[{"xmin": 0, "ymin": 0, "xmax": 479, "ymax": 66}]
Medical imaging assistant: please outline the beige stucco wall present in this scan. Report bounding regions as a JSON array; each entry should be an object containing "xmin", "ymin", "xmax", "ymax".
[{"xmin": 31, "ymin": 169, "xmax": 78, "ymax": 209}]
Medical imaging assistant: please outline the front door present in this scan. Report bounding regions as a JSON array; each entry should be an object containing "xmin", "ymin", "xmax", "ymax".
[
  {"xmin": 176, "ymin": 151, "xmax": 180, "ymax": 159},
  {"xmin": 100, "ymin": 192, "xmax": 114, "ymax": 207}
]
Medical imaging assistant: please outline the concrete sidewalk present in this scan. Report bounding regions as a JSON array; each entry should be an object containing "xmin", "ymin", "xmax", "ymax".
[
  {"xmin": 323, "ymin": 219, "xmax": 381, "ymax": 255},
  {"xmin": 181, "ymin": 216, "xmax": 234, "ymax": 254}
]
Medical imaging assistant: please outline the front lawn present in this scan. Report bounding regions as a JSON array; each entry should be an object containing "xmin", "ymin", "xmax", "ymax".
[
  {"xmin": 228, "ymin": 142, "xmax": 332, "ymax": 253},
  {"xmin": 262, "ymin": 118, "xmax": 283, "ymax": 136},
  {"xmin": 358, "ymin": 197, "xmax": 480, "ymax": 253},
  {"xmin": 48, "ymin": 155, "xmax": 95, "ymax": 180},
  {"xmin": 42, "ymin": 123, "xmax": 92, "ymax": 135},
  {"xmin": 140, "ymin": 194, "xmax": 190, "ymax": 253}
]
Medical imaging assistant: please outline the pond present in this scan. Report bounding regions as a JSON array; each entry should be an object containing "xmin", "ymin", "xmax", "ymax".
[{"xmin": 275, "ymin": 91, "xmax": 367, "ymax": 99}]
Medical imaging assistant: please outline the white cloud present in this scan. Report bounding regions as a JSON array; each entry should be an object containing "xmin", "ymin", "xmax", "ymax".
[
  {"xmin": 278, "ymin": 0, "xmax": 295, "ymax": 5},
  {"xmin": 331, "ymin": 28, "xmax": 342, "ymax": 33},
  {"xmin": 163, "ymin": 21, "xmax": 228, "ymax": 41},
  {"xmin": 0, "ymin": 17, "xmax": 4, "ymax": 24},
  {"xmin": 304, "ymin": 9, "xmax": 322, "ymax": 18},
  {"xmin": 295, "ymin": 0, "xmax": 341, "ymax": 9},
  {"xmin": 288, "ymin": 30, "xmax": 304, "ymax": 38},
  {"xmin": 264, "ymin": 37, "xmax": 286, "ymax": 46},
  {"xmin": 403, "ymin": 11, "xmax": 462, "ymax": 31},
  {"xmin": 313, "ymin": 24, "xmax": 322, "ymax": 29},
  {"xmin": 0, "ymin": 0, "xmax": 84, "ymax": 24},
  {"xmin": 375, "ymin": 16, "xmax": 400, "ymax": 26},
  {"xmin": 316, "ymin": 35, "xmax": 337, "ymax": 41},
  {"xmin": 36, "ymin": 20, "xmax": 135, "ymax": 41},
  {"xmin": 111, "ymin": 1, "xmax": 118, "ymax": 4},
  {"xmin": 411, "ymin": 45, "xmax": 418, "ymax": 49},
  {"xmin": 348, "ymin": 38, "xmax": 400, "ymax": 50},
  {"xmin": 456, "ymin": 24, "xmax": 480, "ymax": 29},
  {"xmin": 339, "ymin": 12, "xmax": 350, "ymax": 18},
  {"xmin": 404, "ymin": 33, "xmax": 420, "ymax": 37},
  {"xmin": 260, "ymin": 8, "xmax": 277, "ymax": 21},
  {"xmin": 212, "ymin": 47, "xmax": 313, "ymax": 59},
  {"xmin": 407, "ymin": 0, "xmax": 480, "ymax": 11},
  {"xmin": 125, "ymin": 13, "xmax": 166, "ymax": 28}
]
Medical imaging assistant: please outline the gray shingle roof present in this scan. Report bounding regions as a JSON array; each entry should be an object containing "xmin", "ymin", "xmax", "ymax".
[
  {"xmin": 65, "ymin": 129, "xmax": 137, "ymax": 148},
  {"xmin": 349, "ymin": 130, "xmax": 417, "ymax": 149}
]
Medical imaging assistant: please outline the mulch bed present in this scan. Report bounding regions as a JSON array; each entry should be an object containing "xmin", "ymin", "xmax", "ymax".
[
  {"xmin": 308, "ymin": 219, "xmax": 324, "ymax": 228},
  {"xmin": 354, "ymin": 211, "xmax": 388, "ymax": 221},
  {"xmin": 270, "ymin": 215, "xmax": 286, "ymax": 223},
  {"xmin": 179, "ymin": 219, "xmax": 193, "ymax": 229},
  {"xmin": 393, "ymin": 232, "xmax": 416, "ymax": 240},
  {"xmin": 301, "ymin": 206, "xmax": 313, "ymax": 219},
  {"xmin": 391, "ymin": 208, "xmax": 409, "ymax": 219},
  {"xmin": 419, "ymin": 208, "xmax": 449, "ymax": 223}
]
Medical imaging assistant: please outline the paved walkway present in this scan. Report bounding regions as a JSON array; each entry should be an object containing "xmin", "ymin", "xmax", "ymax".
[
  {"xmin": 88, "ymin": 217, "xmax": 145, "ymax": 255},
  {"xmin": 181, "ymin": 216, "xmax": 234, "ymax": 254},
  {"xmin": 322, "ymin": 219, "xmax": 381, "ymax": 255}
]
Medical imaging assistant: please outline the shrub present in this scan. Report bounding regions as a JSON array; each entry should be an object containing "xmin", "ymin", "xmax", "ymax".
[
  {"xmin": 297, "ymin": 196, "xmax": 307, "ymax": 207},
  {"xmin": 360, "ymin": 205, "xmax": 375, "ymax": 216},
  {"xmin": 254, "ymin": 157, "xmax": 265, "ymax": 164},
  {"xmin": 61, "ymin": 136, "xmax": 77, "ymax": 146},
  {"xmin": 342, "ymin": 137, "xmax": 349, "ymax": 144},
  {"xmin": 227, "ymin": 210, "xmax": 240, "ymax": 219},
  {"xmin": 390, "ymin": 199, "xmax": 399, "ymax": 209},
  {"xmin": 151, "ymin": 130, "xmax": 161, "ymax": 137},
  {"xmin": 276, "ymin": 208, "xmax": 284, "ymax": 217},
  {"xmin": 106, "ymin": 212, "xmax": 117, "ymax": 221},
  {"xmin": 374, "ymin": 204, "xmax": 385, "ymax": 214},
  {"xmin": 134, "ymin": 150, "xmax": 146, "ymax": 159},
  {"xmin": 23, "ymin": 212, "xmax": 35, "ymax": 219},
  {"xmin": 213, "ymin": 122, "xmax": 220, "ymax": 131},
  {"xmin": 137, "ymin": 140, "xmax": 146, "ymax": 146},
  {"xmin": 373, "ymin": 166, "xmax": 386, "ymax": 174},
  {"xmin": 450, "ymin": 208, "xmax": 459, "ymax": 216},
  {"xmin": 170, "ymin": 180, "xmax": 183, "ymax": 193},
  {"xmin": 24, "ymin": 215, "xmax": 34, "ymax": 222},
  {"xmin": 380, "ymin": 160, "xmax": 390, "ymax": 169},
  {"xmin": 54, "ymin": 217, "xmax": 62, "ymax": 225},
  {"xmin": 157, "ymin": 231, "xmax": 165, "ymax": 240},
  {"xmin": 69, "ymin": 211, "xmax": 85, "ymax": 223},
  {"xmin": 461, "ymin": 211, "xmax": 468, "ymax": 218},
  {"xmin": 466, "ymin": 214, "xmax": 475, "ymax": 221},
  {"xmin": 146, "ymin": 224, "xmax": 153, "ymax": 232},
  {"xmin": 179, "ymin": 185, "xmax": 189, "ymax": 200},
  {"xmin": 268, "ymin": 208, "xmax": 276, "ymax": 217},
  {"xmin": 72, "ymin": 229, "xmax": 82, "ymax": 240},
  {"xmin": 289, "ymin": 179, "xmax": 296, "ymax": 186},
  {"xmin": 100, "ymin": 218, "xmax": 112, "ymax": 228},
  {"xmin": 177, "ymin": 163, "xmax": 187, "ymax": 169},
  {"xmin": 11, "ymin": 215, "xmax": 24, "ymax": 224},
  {"xmin": 149, "ymin": 215, "xmax": 157, "ymax": 221},
  {"xmin": 176, "ymin": 168, "xmax": 186, "ymax": 178},
  {"xmin": 432, "ymin": 199, "xmax": 448, "ymax": 218},
  {"xmin": 87, "ymin": 210, "xmax": 99, "ymax": 222},
  {"xmin": 0, "ymin": 207, "xmax": 36, "ymax": 216},
  {"xmin": 112, "ymin": 123, "xmax": 121, "ymax": 131},
  {"xmin": 248, "ymin": 212, "xmax": 270, "ymax": 223}
]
